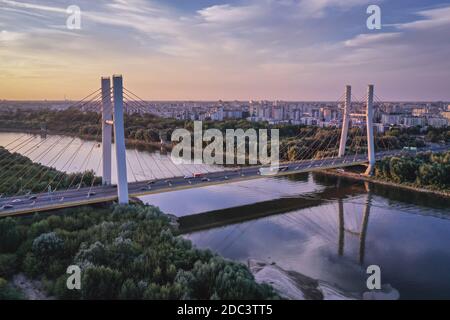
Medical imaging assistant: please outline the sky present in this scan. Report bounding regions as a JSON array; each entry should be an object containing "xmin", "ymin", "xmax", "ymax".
[{"xmin": 0, "ymin": 0, "xmax": 449, "ymax": 101}]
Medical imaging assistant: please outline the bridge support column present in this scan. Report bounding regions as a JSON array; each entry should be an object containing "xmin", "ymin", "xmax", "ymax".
[
  {"xmin": 338, "ymin": 85, "xmax": 351, "ymax": 157},
  {"xmin": 365, "ymin": 85, "xmax": 376, "ymax": 176},
  {"xmin": 101, "ymin": 77, "xmax": 113, "ymax": 186},
  {"xmin": 112, "ymin": 75, "xmax": 129, "ymax": 204}
]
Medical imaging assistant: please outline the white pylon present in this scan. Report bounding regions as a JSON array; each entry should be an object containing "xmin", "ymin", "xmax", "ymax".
[
  {"xmin": 338, "ymin": 85, "xmax": 351, "ymax": 157},
  {"xmin": 365, "ymin": 84, "xmax": 376, "ymax": 176},
  {"xmin": 112, "ymin": 75, "xmax": 129, "ymax": 204},
  {"xmin": 101, "ymin": 77, "xmax": 113, "ymax": 186}
]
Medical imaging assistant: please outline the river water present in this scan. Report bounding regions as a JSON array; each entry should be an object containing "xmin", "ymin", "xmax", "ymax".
[{"xmin": 1, "ymin": 132, "xmax": 450, "ymax": 299}]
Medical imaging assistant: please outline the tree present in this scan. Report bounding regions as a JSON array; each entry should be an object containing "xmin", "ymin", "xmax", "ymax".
[
  {"xmin": 81, "ymin": 266, "xmax": 122, "ymax": 300},
  {"xmin": 0, "ymin": 254, "xmax": 18, "ymax": 278},
  {"xmin": 32, "ymin": 232, "xmax": 65, "ymax": 260},
  {"xmin": 0, "ymin": 218, "xmax": 22, "ymax": 253}
]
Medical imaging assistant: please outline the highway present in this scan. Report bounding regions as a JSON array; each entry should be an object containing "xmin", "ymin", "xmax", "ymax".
[{"xmin": 0, "ymin": 145, "xmax": 448, "ymax": 217}]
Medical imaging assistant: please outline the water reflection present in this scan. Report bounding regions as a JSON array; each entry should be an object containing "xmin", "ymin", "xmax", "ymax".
[
  {"xmin": 178, "ymin": 176, "xmax": 450, "ymax": 299},
  {"xmin": 337, "ymin": 186, "xmax": 371, "ymax": 265}
]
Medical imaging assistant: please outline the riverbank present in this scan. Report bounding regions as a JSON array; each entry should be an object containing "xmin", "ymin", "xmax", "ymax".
[{"xmin": 320, "ymin": 168, "xmax": 450, "ymax": 199}]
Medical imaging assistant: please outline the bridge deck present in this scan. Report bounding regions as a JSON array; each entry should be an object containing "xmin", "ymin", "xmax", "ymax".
[{"xmin": 0, "ymin": 146, "xmax": 447, "ymax": 218}]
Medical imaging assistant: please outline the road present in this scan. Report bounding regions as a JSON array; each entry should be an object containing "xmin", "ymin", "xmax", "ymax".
[{"xmin": 0, "ymin": 145, "xmax": 448, "ymax": 217}]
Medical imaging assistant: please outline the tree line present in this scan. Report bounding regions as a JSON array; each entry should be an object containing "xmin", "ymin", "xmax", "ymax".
[
  {"xmin": 375, "ymin": 151, "xmax": 450, "ymax": 191},
  {"xmin": 1, "ymin": 107, "xmax": 448, "ymax": 163},
  {"xmin": 0, "ymin": 147, "xmax": 100, "ymax": 197}
]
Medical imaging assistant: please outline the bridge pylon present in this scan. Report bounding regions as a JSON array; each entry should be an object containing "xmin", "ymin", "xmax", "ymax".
[
  {"xmin": 338, "ymin": 85, "xmax": 352, "ymax": 157},
  {"xmin": 112, "ymin": 75, "xmax": 129, "ymax": 204},
  {"xmin": 101, "ymin": 77, "xmax": 113, "ymax": 185},
  {"xmin": 364, "ymin": 85, "xmax": 376, "ymax": 176}
]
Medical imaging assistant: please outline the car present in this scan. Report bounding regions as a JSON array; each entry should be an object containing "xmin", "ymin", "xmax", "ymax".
[
  {"xmin": 224, "ymin": 176, "xmax": 229, "ymax": 180},
  {"xmin": 201, "ymin": 177, "xmax": 210, "ymax": 182},
  {"xmin": 11, "ymin": 199, "xmax": 22, "ymax": 203},
  {"xmin": 1, "ymin": 204, "xmax": 13, "ymax": 210},
  {"xmin": 140, "ymin": 187, "xmax": 148, "ymax": 191},
  {"xmin": 184, "ymin": 175, "xmax": 194, "ymax": 179},
  {"xmin": 87, "ymin": 192, "xmax": 96, "ymax": 197},
  {"xmin": 147, "ymin": 181, "xmax": 156, "ymax": 185},
  {"xmin": 28, "ymin": 196, "xmax": 37, "ymax": 201}
]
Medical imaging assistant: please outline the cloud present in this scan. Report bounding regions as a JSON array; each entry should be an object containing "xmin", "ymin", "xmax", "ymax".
[
  {"xmin": 197, "ymin": 4, "xmax": 263, "ymax": 23},
  {"xmin": 344, "ymin": 32, "xmax": 401, "ymax": 47},
  {"xmin": 298, "ymin": 0, "xmax": 379, "ymax": 17},
  {"xmin": 0, "ymin": 0, "xmax": 65, "ymax": 14},
  {"xmin": 398, "ymin": 6, "xmax": 450, "ymax": 30},
  {"xmin": 0, "ymin": 29, "xmax": 25, "ymax": 41}
]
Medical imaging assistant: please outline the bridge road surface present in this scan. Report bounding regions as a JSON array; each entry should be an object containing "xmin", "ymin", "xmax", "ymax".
[{"xmin": 0, "ymin": 146, "xmax": 448, "ymax": 218}]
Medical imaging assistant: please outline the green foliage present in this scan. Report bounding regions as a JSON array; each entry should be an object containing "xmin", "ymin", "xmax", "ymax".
[
  {"xmin": 52, "ymin": 275, "xmax": 81, "ymax": 300},
  {"xmin": 175, "ymin": 257, "xmax": 278, "ymax": 300},
  {"xmin": 0, "ymin": 204, "xmax": 278, "ymax": 300},
  {"xmin": 0, "ymin": 218, "xmax": 22, "ymax": 253},
  {"xmin": 0, "ymin": 254, "xmax": 18, "ymax": 278},
  {"xmin": 0, "ymin": 147, "xmax": 101, "ymax": 196},
  {"xmin": 32, "ymin": 232, "xmax": 65, "ymax": 259},
  {"xmin": 375, "ymin": 151, "xmax": 450, "ymax": 191},
  {"xmin": 81, "ymin": 266, "xmax": 123, "ymax": 300},
  {"xmin": 0, "ymin": 278, "xmax": 24, "ymax": 300}
]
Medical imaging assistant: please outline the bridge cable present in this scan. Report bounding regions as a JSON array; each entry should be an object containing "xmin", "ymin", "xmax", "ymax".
[{"xmin": 0, "ymin": 136, "xmax": 66, "ymax": 192}]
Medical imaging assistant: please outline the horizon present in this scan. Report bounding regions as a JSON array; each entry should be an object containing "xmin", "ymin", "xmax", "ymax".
[
  {"xmin": 1, "ymin": 0, "xmax": 450, "ymax": 101},
  {"xmin": 1, "ymin": 98, "xmax": 450, "ymax": 104}
]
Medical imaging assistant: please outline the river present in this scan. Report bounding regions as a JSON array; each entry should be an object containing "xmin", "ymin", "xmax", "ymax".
[{"xmin": 1, "ymin": 132, "xmax": 450, "ymax": 299}]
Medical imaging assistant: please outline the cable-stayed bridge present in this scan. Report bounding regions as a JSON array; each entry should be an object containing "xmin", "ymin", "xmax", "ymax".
[{"xmin": 0, "ymin": 75, "xmax": 448, "ymax": 217}]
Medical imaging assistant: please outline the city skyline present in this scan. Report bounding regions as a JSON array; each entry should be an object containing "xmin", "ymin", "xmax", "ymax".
[{"xmin": 1, "ymin": 0, "xmax": 450, "ymax": 101}]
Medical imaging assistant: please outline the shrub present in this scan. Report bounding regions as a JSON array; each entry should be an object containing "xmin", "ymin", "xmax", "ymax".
[
  {"xmin": 32, "ymin": 232, "xmax": 65, "ymax": 260},
  {"xmin": 0, "ymin": 254, "xmax": 18, "ymax": 278},
  {"xmin": 0, "ymin": 218, "xmax": 22, "ymax": 253},
  {"xmin": 0, "ymin": 278, "xmax": 23, "ymax": 300},
  {"xmin": 81, "ymin": 266, "xmax": 122, "ymax": 300}
]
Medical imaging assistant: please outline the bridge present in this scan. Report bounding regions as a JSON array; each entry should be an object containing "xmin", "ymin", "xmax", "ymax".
[{"xmin": 0, "ymin": 76, "xmax": 448, "ymax": 217}]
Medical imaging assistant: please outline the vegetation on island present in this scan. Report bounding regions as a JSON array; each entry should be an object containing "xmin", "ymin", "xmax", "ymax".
[
  {"xmin": 375, "ymin": 151, "xmax": 450, "ymax": 192},
  {"xmin": 0, "ymin": 204, "xmax": 278, "ymax": 300},
  {"xmin": 0, "ymin": 147, "xmax": 100, "ymax": 197}
]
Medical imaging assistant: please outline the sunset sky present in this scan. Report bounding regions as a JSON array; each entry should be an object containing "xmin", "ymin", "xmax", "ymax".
[{"xmin": 0, "ymin": 0, "xmax": 449, "ymax": 101}]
